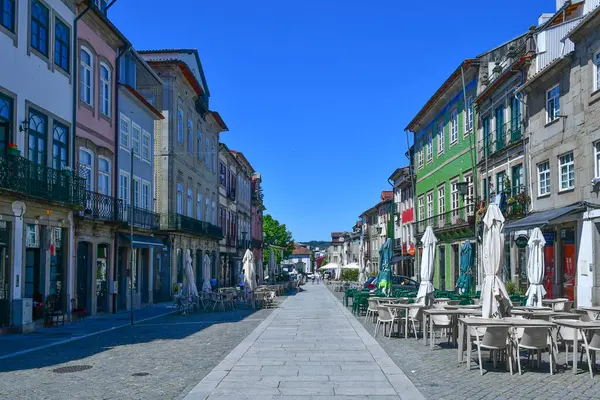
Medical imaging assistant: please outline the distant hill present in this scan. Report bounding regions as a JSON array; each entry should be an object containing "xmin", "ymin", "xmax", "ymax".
[{"xmin": 299, "ymin": 240, "xmax": 331, "ymax": 250}]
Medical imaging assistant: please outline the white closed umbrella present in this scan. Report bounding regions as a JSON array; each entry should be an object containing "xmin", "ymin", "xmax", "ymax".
[
  {"xmin": 366, "ymin": 260, "xmax": 372, "ymax": 275},
  {"xmin": 243, "ymin": 249, "xmax": 256, "ymax": 292},
  {"xmin": 184, "ymin": 250, "xmax": 198, "ymax": 297},
  {"xmin": 202, "ymin": 254, "xmax": 212, "ymax": 292},
  {"xmin": 268, "ymin": 248, "xmax": 276, "ymax": 283},
  {"xmin": 336, "ymin": 263, "xmax": 342, "ymax": 280},
  {"xmin": 417, "ymin": 226, "xmax": 436, "ymax": 305},
  {"xmin": 481, "ymin": 204, "xmax": 511, "ymax": 318},
  {"xmin": 358, "ymin": 243, "xmax": 366, "ymax": 285},
  {"xmin": 257, "ymin": 258, "xmax": 264, "ymax": 286},
  {"xmin": 526, "ymin": 228, "xmax": 546, "ymax": 308}
]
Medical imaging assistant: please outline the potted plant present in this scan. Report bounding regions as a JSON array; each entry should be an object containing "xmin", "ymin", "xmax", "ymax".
[
  {"xmin": 61, "ymin": 166, "xmax": 72, "ymax": 176},
  {"xmin": 8, "ymin": 142, "xmax": 20, "ymax": 157}
]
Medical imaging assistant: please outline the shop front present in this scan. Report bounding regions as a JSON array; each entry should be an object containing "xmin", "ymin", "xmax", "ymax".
[{"xmin": 0, "ymin": 221, "xmax": 10, "ymax": 328}]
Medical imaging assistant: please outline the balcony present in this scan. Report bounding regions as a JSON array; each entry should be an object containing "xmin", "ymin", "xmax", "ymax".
[
  {"xmin": 0, "ymin": 155, "xmax": 85, "ymax": 207},
  {"xmin": 504, "ymin": 186, "xmax": 529, "ymax": 220},
  {"xmin": 416, "ymin": 206, "xmax": 475, "ymax": 236},
  {"xmin": 481, "ymin": 120, "xmax": 522, "ymax": 159},
  {"xmin": 122, "ymin": 205, "xmax": 160, "ymax": 230},
  {"xmin": 163, "ymin": 214, "xmax": 223, "ymax": 239},
  {"xmin": 78, "ymin": 191, "xmax": 123, "ymax": 221}
]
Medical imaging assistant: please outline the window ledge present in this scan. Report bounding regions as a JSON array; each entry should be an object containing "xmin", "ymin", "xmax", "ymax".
[
  {"xmin": 120, "ymin": 145, "xmax": 130, "ymax": 153},
  {"xmin": 79, "ymin": 100, "xmax": 95, "ymax": 114},
  {"xmin": 544, "ymin": 118, "xmax": 561, "ymax": 128},
  {"xmin": 537, "ymin": 194, "xmax": 551, "ymax": 200},
  {"xmin": 557, "ymin": 188, "xmax": 575, "ymax": 194},
  {"xmin": 0, "ymin": 25, "xmax": 18, "ymax": 47}
]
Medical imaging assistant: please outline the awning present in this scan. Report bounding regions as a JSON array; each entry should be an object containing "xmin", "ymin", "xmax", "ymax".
[
  {"xmin": 391, "ymin": 255, "xmax": 413, "ymax": 263},
  {"xmin": 119, "ymin": 233, "xmax": 164, "ymax": 249},
  {"xmin": 503, "ymin": 204, "xmax": 585, "ymax": 233}
]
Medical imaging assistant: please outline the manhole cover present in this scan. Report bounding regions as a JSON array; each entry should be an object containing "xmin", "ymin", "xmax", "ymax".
[
  {"xmin": 132, "ymin": 372, "xmax": 150, "ymax": 377},
  {"xmin": 53, "ymin": 365, "xmax": 92, "ymax": 374}
]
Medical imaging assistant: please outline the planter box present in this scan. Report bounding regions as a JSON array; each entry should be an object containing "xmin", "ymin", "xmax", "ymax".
[{"xmin": 8, "ymin": 148, "xmax": 20, "ymax": 157}]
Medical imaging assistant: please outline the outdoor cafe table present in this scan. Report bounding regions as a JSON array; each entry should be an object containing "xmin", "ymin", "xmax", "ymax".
[
  {"xmin": 552, "ymin": 319, "xmax": 600, "ymax": 375},
  {"xmin": 542, "ymin": 298, "xmax": 569, "ymax": 310},
  {"xmin": 457, "ymin": 317, "xmax": 556, "ymax": 366},
  {"xmin": 579, "ymin": 306, "xmax": 600, "ymax": 320},
  {"xmin": 387, "ymin": 303, "xmax": 426, "ymax": 339},
  {"xmin": 444, "ymin": 304, "xmax": 481, "ymax": 310},
  {"xmin": 423, "ymin": 308, "xmax": 482, "ymax": 350},
  {"xmin": 510, "ymin": 309, "xmax": 575, "ymax": 319}
]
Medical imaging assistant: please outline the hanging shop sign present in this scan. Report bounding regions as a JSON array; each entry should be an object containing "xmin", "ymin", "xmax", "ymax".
[{"xmin": 514, "ymin": 234, "xmax": 529, "ymax": 249}]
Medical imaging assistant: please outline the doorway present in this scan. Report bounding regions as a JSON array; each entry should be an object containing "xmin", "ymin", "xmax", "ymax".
[
  {"xmin": 452, "ymin": 244, "xmax": 459, "ymax": 290},
  {"xmin": 0, "ymin": 243, "xmax": 8, "ymax": 327},
  {"xmin": 439, "ymin": 245, "xmax": 446, "ymax": 291},
  {"xmin": 96, "ymin": 244, "xmax": 109, "ymax": 313},
  {"xmin": 141, "ymin": 250, "xmax": 149, "ymax": 304},
  {"xmin": 77, "ymin": 242, "xmax": 89, "ymax": 315}
]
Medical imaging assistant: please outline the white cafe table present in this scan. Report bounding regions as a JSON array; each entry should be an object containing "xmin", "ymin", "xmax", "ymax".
[
  {"xmin": 580, "ymin": 306, "xmax": 600, "ymax": 321},
  {"xmin": 542, "ymin": 298, "xmax": 569, "ymax": 310},
  {"xmin": 552, "ymin": 319, "xmax": 600, "ymax": 375}
]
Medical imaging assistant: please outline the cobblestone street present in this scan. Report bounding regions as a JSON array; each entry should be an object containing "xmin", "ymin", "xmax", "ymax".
[
  {"xmin": 332, "ymin": 290, "xmax": 600, "ymax": 400},
  {"xmin": 0, "ymin": 306, "xmax": 273, "ymax": 400}
]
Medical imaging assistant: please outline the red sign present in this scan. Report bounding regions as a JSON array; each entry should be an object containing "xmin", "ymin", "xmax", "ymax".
[{"xmin": 401, "ymin": 208, "xmax": 414, "ymax": 224}]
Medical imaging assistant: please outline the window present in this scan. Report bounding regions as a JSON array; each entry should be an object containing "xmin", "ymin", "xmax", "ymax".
[
  {"xmin": 219, "ymin": 162, "xmax": 226, "ymax": 186},
  {"xmin": 205, "ymin": 197, "xmax": 210, "ymax": 222},
  {"xmin": 176, "ymin": 183, "xmax": 183, "ymax": 214},
  {"xmin": 28, "ymin": 110, "xmax": 47, "ymax": 165},
  {"xmin": 594, "ymin": 50, "xmax": 600, "ymax": 91},
  {"xmin": 0, "ymin": 93, "xmax": 13, "ymax": 154},
  {"xmin": 131, "ymin": 123, "xmax": 141, "ymax": 156},
  {"xmin": 142, "ymin": 181, "xmax": 150, "ymax": 210},
  {"xmin": 466, "ymin": 96, "xmax": 473, "ymax": 133},
  {"xmin": 595, "ymin": 141, "xmax": 600, "ymax": 179},
  {"xmin": 99, "ymin": 63, "xmax": 111, "ymax": 116},
  {"xmin": 98, "ymin": 158, "xmax": 110, "ymax": 195},
  {"xmin": 1, "ymin": 0, "xmax": 15, "ymax": 32},
  {"xmin": 119, "ymin": 171, "xmax": 129, "ymax": 207},
  {"xmin": 546, "ymin": 85, "xmax": 560, "ymax": 123},
  {"xmin": 141, "ymin": 130, "xmax": 150, "ymax": 161},
  {"xmin": 79, "ymin": 149, "xmax": 93, "ymax": 191},
  {"xmin": 212, "ymin": 140, "xmax": 216, "ymax": 172},
  {"xmin": 511, "ymin": 164, "xmax": 523, "ymax": 194},
  {"xmin": 482, "ymin": 116, "xmax": 491, "ymax": 156},
  {"xmin": 426, "ymin": 191, "xmax": 433, "ymax": 219},
  {"xmin": 54, "ymin": 19, "xmax": 69, "ymax": 72},
  {"xmin": 205, "ymin": 139, "xmax": 210, "ymax": 168},
  {"xmin": 417, "ymin": 196, "xmax": 424, "ymax": 221},
  {"xmin": 212, "ymin": 201, "xmax": 216, "ymax": 225},
  {"xmin": 437, "ymin": 121, "xmax": 444, "ymax": 154},
  {"xmin": 495, "ymin": 106, "xmax": 505, "ymax": 150},
  {"xmin": 31, "ymin": 0, "xmax": 49, "ymax": 56},
  {"xmin": 177, "ymin": 107, "xmax": 183, "ymax": 143},
  {"xmin": 197, "ymin": 122, "xmax": 202, "ymax": 161},
  {"xmin": 426, "ymin": 132, "xmax": 432, "ymax": 162},
  {"xmin": 496, "ymin": 171, "xmax": 506, "ymax": 195},
  {"xmin": 187, "ymin": 119, "xmax": 193, "ymax": 154},
  {"xmin": 559, "ymin": 152, "xmax": 574, "ymax": 191},
  {"xmin": 132, "ymin": 178, "xmax": 140, "ymax": 208},
  {"xmin": 418, "ymin": 140, "xmax": 424, "ymax": 169},
  {"xmin": 196, "ymin": 191, "xmax": 202, "ymax": 219},
  {"xmin": 119, "ymin": 114, "xmax": 129, "ymax": 149},
  {"xmin": 538, "ymin": 161, "xmax": 550, "ymax": 196},
  {"xmin": 52, "ymin": 122, "xmax": 68, "ymax": 170},
  {"xmin": 464, "ymin": 174, "xmax": 474, "ymax": 213},
  {"xmin": 187, "ymin": 187, "xmax": 193, "ymax": 217},
  {"xmin": 80, "ymin": 47, "xmax": 93, "ymax": 105},
  {"xmin": 450, "ymin": 110, "xmax": 458, "ymax": 143},
  {"xmin": 450, "ymin": 180, "xmax": 459, "ymax": 216},
  {"xmin": 438, "ymin": 186, "xmax": 446, "ymax": 220}
]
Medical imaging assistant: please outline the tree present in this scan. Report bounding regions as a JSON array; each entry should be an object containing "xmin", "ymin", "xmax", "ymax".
[{"xmin": 263, "ymin": 214, "xmax": 294, "ymax": 264}]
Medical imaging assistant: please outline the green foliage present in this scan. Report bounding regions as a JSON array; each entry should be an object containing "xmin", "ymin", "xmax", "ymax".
[
  {"xmin": 321, "ymin": 257, "xmax": 328, "ymax": 267},
  {"xmin": 505, "ymin": 280, "xmax": 517, "ymax": 295},
  {"xmin": 341, "ymin": 269, "xmax": 359, "ymax": 281},
  {"xmin": 262, "ymin": 214, "xmax": 294, "ymax": 264}
]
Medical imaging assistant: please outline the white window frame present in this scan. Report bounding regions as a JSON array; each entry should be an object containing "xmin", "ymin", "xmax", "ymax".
[
  {"xmin": 79, "ymin": 148, "xmax": 94, "ymax": 191},
  {"xmin": 418, "ymin": 140, "xmax": 424, "ymax": 169},
  {"xmin": 450, "ymin": 110, "xmax": 458, "ymax": 144},
  {"xmin": 426, "ymin": 132, "xmax": 433, "ymax": 163},
  {"xmin": 465, "ymin": 96, "xmax": 473, "ymax": 134},
  {"xmin": 437, "ymin": 121, "xmax": 444, "ymax": 154},
  {"xmin": 212, "ymin": 200, "xmax": 216, "ymax": 225},
  {"xmin": 197, "ymin": 122, "xmax": 202, "ymax": 161},
  {"xmin": 558, "ymin": 151, "xmax": 574, "ymax": 191},
  {"xmin": 464, "ymin": 173, "xmax": 474, "ymax": 213},
  {"xmin": 205, "ymin": 138, "xmax": 210, "ymax": 168},
  {"xmin": 97, "ymin": 156, "xmax": 111, "ymax": 196},
  {"xmin": 205, "ymin": 196, "xmax": 210, "ymax": 221},
  {"xmin": 594, "ymin": 50, "xmax": 600, "ymax": 92},
  {"xmin": 177, "ymin": 183, "xmax": 183, "ymax": 214},
  {"xmin": 177, "ymin": 106, "xmax": 184, "ymax": 143},
  {"xmin": 417, "ymin": 195, "xmax": 424, "ymax": 221},
  {"xmin": 450, "ymin": 179, "xmax": 459, "ymax": 216},
  {"xmin": 212, "ymin": 140, "xmax": 217, "ymax": 172},
  {"xmin": 196, "ymin": 191, "xmax": 202, "ymax": 220},
  {"xmin": 187, "ymin": 187, "xmax": 193, "ymax": 217},
  {"xmin": 537, "ymin": 161, "xmax": 551, "ymax": 196},
  {"xmin": 99, "ymin": 62, "xmax": 111, "ymax": 117},
  {"xmin": 437, "ymin": 185, "xmax": 445, "ymax": 219},
  {"xmin": 119, "ymin": 113, "xmax": 130, "ymax": 151},
  {"xmin": 80, "ymin": 46, "xmax": 93, "ymax": 106},
  {"xmin": 119, "ymin": 170, "xmax": 130, "ymax": 208},
  {"xmin": 131, "ymin": 122, "xmax": 141, "ymax": 157},
  {"xmin": 132, "ymin": 176, "xmax": 141, "ymax": 208},
  {"xmin": 141, "ymin": 129, "xmax": 151, "ymax": 162},
  {"xmin": 141, "ymin": 180, "xmax": 151, "ymax": 210},
  {"xmin": 546, "ymin": 84, "xmax": 560, "ymax": 123},
  {"xmin": 595, "ymin": 141, "xmax": 600, "ymax": 179},
  {"xmin": 187, "ymin": 119, "xmax": 193, "ymax": 154},
  {"xmin": 426, "ymin": 191, "xmax": 433, "ymax": 219}
]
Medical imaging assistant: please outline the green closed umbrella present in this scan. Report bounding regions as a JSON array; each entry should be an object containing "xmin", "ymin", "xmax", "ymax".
[
  {"xmin": 456, "ymin": 240, "xmax": 473, "ymax": 295},
  {"xmin": 377, "ymin": 238, "xmax": 393, "ymax": 296}
]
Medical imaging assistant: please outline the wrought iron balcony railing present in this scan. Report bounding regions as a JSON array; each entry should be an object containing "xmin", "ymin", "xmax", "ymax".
[
  {"xmin": 78, "ymin": 191, "xmax": 123, "ymax": 221},
  {"xmin": 480, "ymin": 119, "xmax": 522, "ymax": 160},
  {"xmin": 0, "ymin": 155, "xmax": 86, "ymax": 207},
  {"xmin": 416, "ymin": 206, "xmax": 475, "ymax": 235},
  {"xmin": 121, "ymin": 205, "xmax": 160, "ymax": 230},
  {"xmin": 163, "ymin": 213, "xmax": 224, "ymax": 239}
]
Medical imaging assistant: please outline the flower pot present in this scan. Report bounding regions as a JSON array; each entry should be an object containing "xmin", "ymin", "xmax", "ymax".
[{"xmin": 8, "ymin": 148, "xmax": 20, "ymax": 157}]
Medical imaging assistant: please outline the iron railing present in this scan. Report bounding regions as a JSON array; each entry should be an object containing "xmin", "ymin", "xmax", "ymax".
[
  {"xmin": 416, "ymin": 206, "xmax": 475, "ymax": 235},
  {"xmin": 121, "ymin": 205, "xmax": 160, "ymax": 230},
  {"xmin": 162, "ymin": 213, "xmax": 223, "ymax": 239},
  {"xmin": 79, "ymin": 191, "xmax": 123, "ymax": 221},
  {"xmin": 480, "ymin": 120, "xmax": 523, "ymax": 160},
  {"xmin": 0, "ymin": 155, "xmax": 86, "ymax": 206}
]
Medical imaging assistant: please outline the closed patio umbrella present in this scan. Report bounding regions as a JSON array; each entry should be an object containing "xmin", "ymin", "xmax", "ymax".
[
  {"xmin": 202, "ymin": 254, "xmax": 212, "ymax": 292},
  {"xmin": 480, "ymin": 204, "xmax": 511, "ymax": 318},
  {"xmin": 268, "ymin": 248, "xmax": 276, "ymax": 283},
  {"xmin": 358, "ymin": 243, "xmax": 366, "ymax": 285},
  {"xmin": 243, "ymin": 249, "xmax": 256, "ymax": 292},
  {"xmin": 526, "ymin": 227, "xmax": 546, "ymax": 308},
  {"xmin": 257, "ymin": 258, "xmax": 264, "ymax": 286},
  {"xmin": 417, "ymin": 226, "xmax": 437, "ymax": 305},
  {"xmin": 184, "ymin": 250, "xmax": 198, "ymax": 297},
  {"xmin": 377, "ymin": 238, "xmax": 393, "ymax": 296},
  {"xmin": 456, "ymin": 241, "xmax": 473, "ymax": 295}
]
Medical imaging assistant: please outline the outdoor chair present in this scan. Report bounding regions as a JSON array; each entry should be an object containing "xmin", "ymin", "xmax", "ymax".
[
  {"xmin": 474, "ymin": 326, "xmax": 513, "ymax": 375},
  {"xmin": 430, "ymin": 314, "xmax": 453, "ymax": 347},
  {"xmin": 554, "ymin": 300, "xmax": 573, "ymax": 312},
  {"xmin": 516, "ymin": 327, "xmax": 554, "ymax": 375},
  {"xmin": 401, "ymin": 307, "xmax": 423, "ymax": 339},
  {"xmin": 365, "ymin": 298, "xmax": 379, "ymax": 323},
  {"xmin": 375, "ymin": 306, "xmax": 399, "ymax": 338},
  {"xmin": 581, "ymin": 329, "xmax": 600, "ymax": 378},
  {"xmin": 44, "ymin": 294, "xmax": 65, "ymax": 327},
  {"xmin": 555, "ymin": 319, "xmax": 585, "ymax": 367},
  {"xmin": 71, "ymin": 298, "xmax": 86, "ymax": 322}
]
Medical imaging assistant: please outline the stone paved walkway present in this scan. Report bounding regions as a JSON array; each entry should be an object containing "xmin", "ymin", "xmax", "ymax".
[{"xmin": 183, "ymin": 283, "xmax": 424, "ymax": 399}]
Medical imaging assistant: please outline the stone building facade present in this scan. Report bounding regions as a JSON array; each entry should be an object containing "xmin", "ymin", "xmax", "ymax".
[{"xmin": 218, "ymin": 143, "xmax": 240, "ymax": 287}]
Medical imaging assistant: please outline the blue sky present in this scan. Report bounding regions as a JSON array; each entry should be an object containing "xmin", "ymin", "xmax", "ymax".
[{"xmin": 109, "ymin": 0, "xmax": 555, "ymax": 242}]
